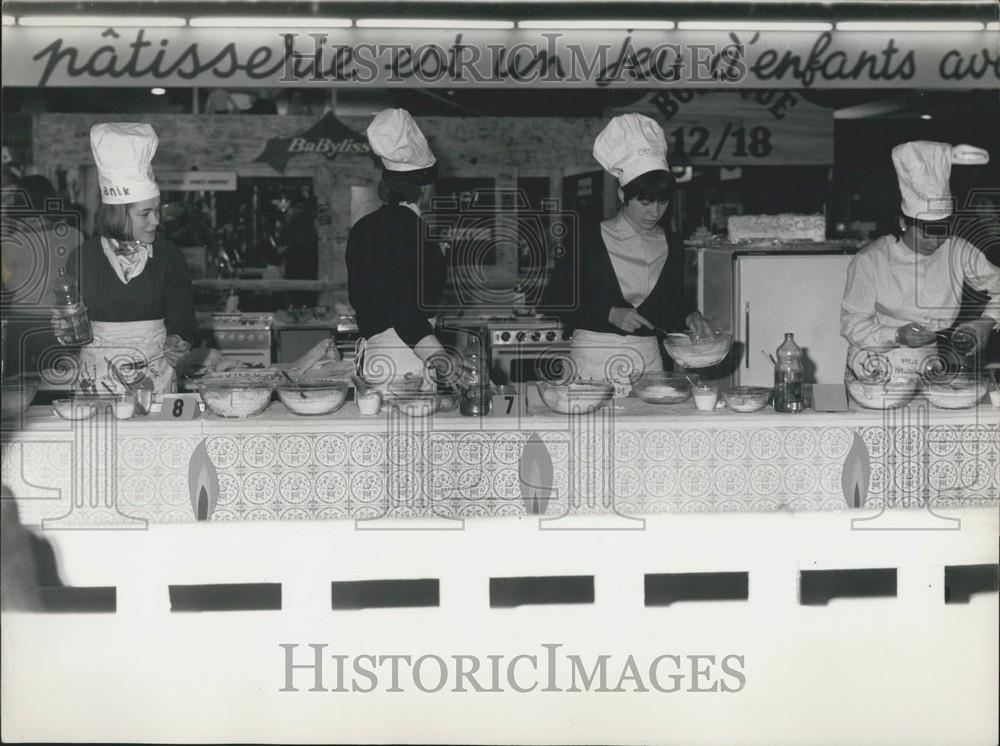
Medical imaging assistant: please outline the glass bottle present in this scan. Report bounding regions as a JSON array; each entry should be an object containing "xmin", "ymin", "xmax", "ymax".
[
  {"xmin": 459, "ymin": 335, "xmax": 491, "ymax": 417},
  {"xmin": 773, "ymin": 332, "xmax": 804, "ymax": 413},
  {"xmin": 52, "ymin": 268, "xmax": 93, "ymax": 346}
]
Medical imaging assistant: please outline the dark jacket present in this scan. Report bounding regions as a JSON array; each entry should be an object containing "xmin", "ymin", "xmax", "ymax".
[
  {"xmin": 65, "ymin": 235, "xmax": 198, "ymax": 344},
  {"xmin": 543, "ymin": 218, "xmax": 693, "ymax": 336},
  {"xmin": 346, "ymin": 204, "xmax": 446, "ymax": 348}
]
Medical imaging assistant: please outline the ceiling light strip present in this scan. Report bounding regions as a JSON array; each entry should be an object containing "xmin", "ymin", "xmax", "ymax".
[
  {"xmin": 356, "ymin": 18, "xmax": 514, "ymax": 30},
  {"xmin": 190, "ymin": 17, "xmax": 352, "ymax": 28},
  {"xmin": 2, "ymin": 15, "xmax": 16, "ymax": 26},
  {"xmin": 518, "ymin": 20, "xmax": 675, "ymax": 30},
  {"xmin": 677, "ymin": 21, "xmax": 833, "ymax": 32},
  {"xmin": 18, "ymin": 15, "xmax": 188, "ymax": 27},
  {"xmin": 835, "ymin": 21, "xmax": 986, "ymax": 31}
]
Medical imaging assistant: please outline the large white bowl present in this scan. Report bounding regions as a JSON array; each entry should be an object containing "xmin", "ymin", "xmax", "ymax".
[
  {"xmin": 847, "ymin": 377, "xmax": 920, "ymax": 410},
  {"xmin": 197, "ymin": 381, "xmax": 273, "ymax": 418},
  {"xmin": 536, "ymin": 380, "xmax": 614, "ymax": 415},
  {"xmin": 924, "ymin": 375, "xmax": 987, "ymax": 410},
  {"xmin": 662, "ymin": 331, "xmax": 734, "ymax": 369},
  {"xmin": 276, "ymin": 380, "xmax": 348, "ymax": 416}
]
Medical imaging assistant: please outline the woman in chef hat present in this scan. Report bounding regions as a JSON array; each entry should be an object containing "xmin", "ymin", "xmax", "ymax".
[
  {"xmin": 54, "ymin": 123, "xmax": 197, "ymax": 394},
  {"xmin": 547, "ymin": 113, "xmax": 713, "ymax": 392},
  {"xmin": 841, "ymin": 141, "xmax": 999, "ymax": 380},
  {"xmin": 346, "ymin": 108, "xmax": 450, "ymax": 388}
]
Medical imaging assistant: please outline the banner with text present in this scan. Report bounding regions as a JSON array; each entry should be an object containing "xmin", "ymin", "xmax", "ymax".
[
  {"xmin": 2, "ymin": 27, "xmax": 997, "ymax": 89},
  {"xmin": 610, "ymin": 90, "xmax": 833, "ymax": 165}
]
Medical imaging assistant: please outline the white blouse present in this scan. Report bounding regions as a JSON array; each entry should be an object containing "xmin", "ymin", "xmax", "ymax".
[
  {"xmin": 600, "ymin": 212, "xmax": 669, "ymax": 307},
  {"xmin": 841, "ymin": 234, "xmax": 1000, "ymax": 348}
]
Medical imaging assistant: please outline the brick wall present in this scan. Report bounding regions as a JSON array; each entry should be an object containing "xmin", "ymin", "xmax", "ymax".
[{"xmin": 32, "ymin": 113, "xmax": 606, "ymax": 301}]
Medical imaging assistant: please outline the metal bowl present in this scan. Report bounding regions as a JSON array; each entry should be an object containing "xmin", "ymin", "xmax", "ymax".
[
  {"xmin": 196, "ymin": 380, "xmax": 274, "ymax": 418},
  {"xmin": 924, "ymin": 374, "xmax": 987, "ymax": 410},
  {"xmin": 631, "ymin": 372, "xmax": 693, "ymax": 404},
  {"xmin": 846, "ymin": 377, "xmax": 919, "ymax": 410},
  {"xmin": 722, "ymin": 386, "xmax": 772, "ymax": 413},
  {"xmin": 275, "ymin": 379, "xmax": 348, "ymax": 416},
  {"xmin": 536, "ymin": 380, "xmax": 614, "ymax": 415},
  {"xmin": 661, "ymin": 331, "xmax": 734, "ymax": 369}
]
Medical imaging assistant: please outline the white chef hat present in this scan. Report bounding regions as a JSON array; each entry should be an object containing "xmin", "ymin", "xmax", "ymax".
[
  {"xmin": 891, "ymin": 140, "xmax": 990, "ymax": 220},
  {"xmin": 90, "ymin": 123, "xmax": 160, "ymax": 205},
  {"xmin": 593, "ymin": 113, "xmax": 669, "ymax": 187},
  {"xmin": 367, "ymin": 108, "xmax": 436, "ymax": 173}
]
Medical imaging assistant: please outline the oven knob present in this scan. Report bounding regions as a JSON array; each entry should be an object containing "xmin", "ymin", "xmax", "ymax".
[
  {"xmin": 516, "ymin": 332, "xmax": 527, "ymax": 342},
  {"xmin": 500, "ymin": 332, "xmax": 511, "ymax": 342},
  {"xmin": 546, "ymin": 331, "xmax": 556, "ymax": 341},
  {"xmin": 531, "ymin": 332, "xmax": 541, "ymax": 341},
  {"xmin": 563, "ymin": 330, "xmax": 573, "ymax": 340}
]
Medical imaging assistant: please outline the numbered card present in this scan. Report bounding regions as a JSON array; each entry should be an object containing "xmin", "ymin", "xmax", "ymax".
[
  {"xmin": 156, "ymin": 394, "xmax": 201, "ymax": 421},
  {"xmin": 491, "ymin": 385, "xmax": 527, "ymax": 418}
]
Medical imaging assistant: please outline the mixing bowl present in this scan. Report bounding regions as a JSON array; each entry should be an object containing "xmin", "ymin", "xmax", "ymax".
[
  {"xmin": 386, "ymin": 381, "xmax": 440, "ymax": 417},
  {"xmin": 661, "ymin": 331, "xmax": 734, "ymax": 368},
  {"xmin": 196, "ymin": 379, "xmax": 274, "ymax": 418},
  {"xmin": 276, "ymin": 379, "xmax": 349, "ymax": 416},
  {"xmin": 536, "ymin": 380, "xmax": 614, "ymax": 415},
  {"xmin": 52, "ymin": 397, "xmax": 100, "ymax": 421},
  {"xmin": 924, "ymin": 374, "xmax": 987, "ymax": 410},
  {"xmin": 1, "ymin": 378, "xmax": 38, "ymax": 420},
  {"xmin": 631, "ymin": 372, "xmax": 693, "ymax": 404},
  {"xmin": 722, "ymin": 386, "xmax": 772, "ymax": 413},
  {"xmin": 846, "ymin": 377, "xmax": 919, "ymax": 410}
]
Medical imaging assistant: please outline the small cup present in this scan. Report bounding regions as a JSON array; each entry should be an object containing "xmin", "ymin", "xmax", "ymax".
[
  {"xmin": 357, "ymin": 391, "xmax": 382, "ymax": 416},
  {"xmin": 114, "ymin": 390, "xmax": 136, "ymax": 420},
  {"xmin": 692, "ymin": 384, "xmax": 718, "ymax": 412}
]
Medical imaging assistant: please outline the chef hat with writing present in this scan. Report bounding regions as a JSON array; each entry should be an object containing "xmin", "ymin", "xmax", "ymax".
[
  {"xmin": 90, "ymin": 123, "xmax": 160, "ymax": 205},
  {"xmin": 891, "ymin": 140, "xmax": 990, "ymax": 220},
  {"xmin": 367, "ymin": 109, "xmax": 436, "ymax": 176},
  {"xmin": 593, "ymin": 113, "xmax": 669, "ymax": 187}
]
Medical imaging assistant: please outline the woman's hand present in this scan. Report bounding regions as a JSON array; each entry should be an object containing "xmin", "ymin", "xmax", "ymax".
[
  {"xmin": 609, "ymin": 307, "xmax": 653, "ymax": 334},
  {"xmin": 685, "ymin": 312, "xmax": 714, "ymax": 341},
  {"xmin": 895, "ymin": 323, "xmax": 936, "ymax": 348},
  {"xmin": 162, "ymin": 335, "xmax": 192, "ymax": 367}
]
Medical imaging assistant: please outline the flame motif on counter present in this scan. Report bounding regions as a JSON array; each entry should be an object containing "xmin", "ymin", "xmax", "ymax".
[
  {"xmin": 519, "ymin": 433, "xmax": 554, "ymax": 515},
  {"xmin": 841, "ymin": 432, "xmax": 871, "ymax": 509},
  {"xmin": 188, "ymin": 439, "xmax": 219, "ymax": 521}
]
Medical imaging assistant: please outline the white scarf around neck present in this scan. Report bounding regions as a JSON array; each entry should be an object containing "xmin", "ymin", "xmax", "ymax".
[{"xmin": 101, "ymin": 236, "xmax": 152, "ymax": 284}]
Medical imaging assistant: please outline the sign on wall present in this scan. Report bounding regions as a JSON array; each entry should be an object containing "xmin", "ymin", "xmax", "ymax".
[
  {"xmin": 156, "ymin": 170, "xmax": 237, "ymax": 191},
  {"xmin": 611, "ymin": 90, "xmax": 833, "ymax": 165},
  {"xmin": 253, "ymin": 113, "xmax": 371, "ymax": 171},
  {"xmin": 2, "ymin": 27, "xmax": 996, "ymax": 89}
]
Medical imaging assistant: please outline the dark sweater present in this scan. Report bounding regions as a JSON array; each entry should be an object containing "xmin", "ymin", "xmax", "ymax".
[
  {"xmin": 346, "ymin": 204, "xmax": 446, "ymax": 348},
  {"xmin": 543, "ymin": 219, "xmax": 693, "ymax": 336},
  {"xmin": 64, "ymin": 236, "xmax": 198, "ymax": 344}
]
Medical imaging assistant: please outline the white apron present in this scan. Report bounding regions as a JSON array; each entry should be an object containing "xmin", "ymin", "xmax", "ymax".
[
  {"xmin": 78, "ymin": 319, "xmax": 176, "ymax": 395},
  {"xmin": 355, "ymin": 327, "xmax": 427, "ymax": 390},
  {"xmin": 571, "ymin": 330, "xmax": 662, "ymax": 397}
]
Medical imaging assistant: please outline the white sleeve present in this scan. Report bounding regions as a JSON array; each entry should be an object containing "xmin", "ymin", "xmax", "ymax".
[
  {"xmin": 959, "ymin": 242, "xmax": 1000, "ymax": 322},
  {"xmin": 840, "ymin": 251, "xmax": 899, "ymax": 348}
]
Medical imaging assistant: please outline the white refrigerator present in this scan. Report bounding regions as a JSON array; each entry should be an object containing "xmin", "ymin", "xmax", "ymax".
[{"xmin": 686, "ymin": 242, "xmax": 861, "ymax": 387}]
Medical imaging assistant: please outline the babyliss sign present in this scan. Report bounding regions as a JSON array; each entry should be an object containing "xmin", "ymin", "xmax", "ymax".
[
  {"xmin": 254, "ymin": 113, "xmax": 371, "ymax": 171},
  {"xmin": 2, "ymin": 27, "xmax": 997, "ymax": 89}
]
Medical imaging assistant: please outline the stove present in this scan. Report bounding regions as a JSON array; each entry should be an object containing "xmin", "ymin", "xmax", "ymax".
[
  {"xmin": 436, "ymin": 314, "xmax": 573, "ymax": 384},
  {"xmin": 208, "ymin": 313, "xmax": 273, "ymax": 366}
]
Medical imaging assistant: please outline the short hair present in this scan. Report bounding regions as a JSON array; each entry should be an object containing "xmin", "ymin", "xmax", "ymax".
[
  {"xmin": 377, "ymin": 172, "xmax": 425, "ymax": 205},
  {"xmin": 622, "ymin": 169, "xmax": 675, "ymax": 204},
  {"xmin": 94, "ymin": 202, "xmax": 136, "ymax": 242}
]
